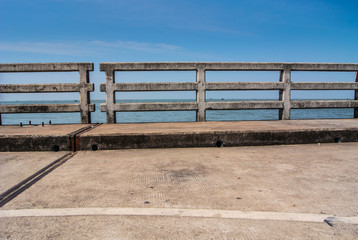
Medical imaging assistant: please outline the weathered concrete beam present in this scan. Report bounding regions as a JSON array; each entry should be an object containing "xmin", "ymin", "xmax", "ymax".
[
  {"xmin": 0, "ymin": 104, "xmax": 95, "ymax": 113},
  {"xmin": 289, "ymin": 63, "xmax": 358, "ymax": 71},
  {"xmin": 291, "ymin": 82, "xmax": 358, "ymax": 90},
  {"xmin": 100, "ymin": 82, "xmax": 197, "ymax": 92},
  {"xmin": 278, "ymin": 69, "xmax": 291, "ymax": 120},
  {"xmin": 101, "ymin": 102, "xmax": 198, "ymax": 112},
  {"xmin": 204, "ymin": 63, "xmax": 286, "ymax": 71},
  {"xmin": 100, "ymin": 62, "xmax": 286, "ymax": 71},
  {"xmin": 206, "ymin": 63, "xmax": 358, "ymax": 71},
  {"xmin": 79, "ymin": 66, "xmax": 93, "ymax": 124},
  {"xmin": 0, "ymin": 63, "xmax": 93, "ymax": 72},
  {"xmin": 206, "ymin": 101, "xmax": 283, "ymax": 110},
  {"xmin": 196, "ymin": 68, "xmax": 206, "ymax": 121},
  {"xmin": 100, "ymin": 62, "xmax": 199, "ymax": 71},
  {"xmin": 0, "ymin": 83, "xmax": 94, "ymax": 93},
  {"xmin": 100, "ymin": 62, "xmax": 358, "ymax": 72},
  {"xmin": 103, "ymin": 70, "xmax": 116, "ymax": 123},
  {"xmin": 206, "ymin": 82, "xmax": 284, "ymax": 90},
  {"xmin": 291, "ymin": 100, "xmax": 358, "ymax": 109}
]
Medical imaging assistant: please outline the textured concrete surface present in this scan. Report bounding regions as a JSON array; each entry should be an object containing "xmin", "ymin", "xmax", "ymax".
[
  {"xmin": 0, "ymin": 152, "xmax": 69, "ymax": 193},
  {"xmin": 4, "ymin": 143, "xmax": 358, "ymax": 215},
  {"xmin": 0, "ymin": 143, "xmax": 357, "ymax": 239}
]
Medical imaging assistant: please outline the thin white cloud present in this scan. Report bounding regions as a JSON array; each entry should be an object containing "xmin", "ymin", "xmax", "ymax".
[
  {"xmin": 90, "ymin": 40, "xmax": 181, "ymax": 52},
  {"xmin": 0, "ymin": 42, "xmax": 86, "ymax": 56},
  {"xmin": 155, "ymin": 43, "xmax": 180, "ymax": 51},
  {"xmin": 0, "ymin": 40, "xmax": 181, "ymax": 56}
]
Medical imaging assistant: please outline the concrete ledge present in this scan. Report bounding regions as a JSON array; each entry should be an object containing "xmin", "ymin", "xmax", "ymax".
[
  {"xmin": 1, "ymin": 120, "xmax": 357, "ymax": 151},
  {"xmin": 0, "ymin": 124, "xmax": 92, "ymax": 152},
  {"xmin": 79, "ymin": 119, "xmax": 358, "ymax": 150},
  {"xmin": 79, "ymin": 129, "xmax": 358, "ymax": 150},
  {"xmin": 0, "ymin": 135, "xmax": 71, "ymax": 152}
]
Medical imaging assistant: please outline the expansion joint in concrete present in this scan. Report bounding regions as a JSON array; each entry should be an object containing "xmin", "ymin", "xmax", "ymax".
[{"xmin": 69, "ymin": 123, "xmax": 102, "ymax": 152}]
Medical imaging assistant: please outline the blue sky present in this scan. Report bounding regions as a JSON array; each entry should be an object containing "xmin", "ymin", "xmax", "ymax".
[{"xmin": 0, "ymin": 0, "xmax": 357, "ymax": 100}]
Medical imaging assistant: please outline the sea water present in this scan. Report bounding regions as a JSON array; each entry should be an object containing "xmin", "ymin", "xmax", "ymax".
[{"xmin": 0, "ymin": 99, "xmax": 354, "ymax": 125}]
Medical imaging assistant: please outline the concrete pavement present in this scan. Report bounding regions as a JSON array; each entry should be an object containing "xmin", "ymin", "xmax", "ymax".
[
  {"xmin": 0, "ymin": 151, "xmax": 69, "ymax": 194},
  {"xmin": 1, "ymin": 143, "xmax": 358, "ymax": 239}
]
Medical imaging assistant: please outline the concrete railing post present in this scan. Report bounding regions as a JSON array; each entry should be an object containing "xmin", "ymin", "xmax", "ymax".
[
  {"xmin": 196, "ymin": 68, "xmax": 206, "ymax": 121},
  {"xmin": 279, "ymin": 68, "xmax": 291, "ymax": 120},
  {"xmin": 79, "ymin": 65, "xmax": 92, "ymax": 124},
  {"xmin": 105, "ymin": 69, "xmax": 116, "ymax": 123},
  {"xmin": 355, "ymin": 71, "xmax": 358, "ymax": 118}
]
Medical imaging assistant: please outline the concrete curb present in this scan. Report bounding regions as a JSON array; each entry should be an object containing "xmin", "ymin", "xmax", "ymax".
[
  {"xmin": 78, "ymin": 128, "xmax": 358, "ymax": 150},
  {"xmin": 1, "ymin": 120, "xmax": 358, "ymax": 151}
]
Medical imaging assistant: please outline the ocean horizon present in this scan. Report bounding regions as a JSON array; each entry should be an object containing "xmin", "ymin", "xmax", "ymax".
[{"xmin": 0, "ymin": 99, "xmax": 355, "ymax": 125}]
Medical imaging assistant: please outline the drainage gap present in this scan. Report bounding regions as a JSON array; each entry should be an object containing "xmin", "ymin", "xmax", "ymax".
[
  {"xmin": 91, "ymin": 144, "xmax": 98, "ymax": 151},
  {"xmin": 334, "ymin": 137, "xmax": 341, "ymax": 143},
  {"xmin": 216, "ymin": 140, "xmax": 223, "ymax": 147},
  {"xmin": 52, "ymin": 145, "xmax": 60, "ymax": 152}
]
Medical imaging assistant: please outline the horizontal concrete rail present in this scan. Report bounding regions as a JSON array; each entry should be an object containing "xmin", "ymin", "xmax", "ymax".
[
  {"xmin": 0, "ymin": 104, "xmax": 95, "ymax": 113},
  {"xmin": 100, "ymin": 62, "xmax": 358, "ymax": 123},
  {"xmin": 0, "ymin": 83, "xmax": 94, "ymax": 93},
  {"xmin": 100, "ymin": 82, "xmax": 197, "ymax": 92},
  {"xmin": 100, "ymin": 62, "xmax": 358, "ymax": 71},
  {"xmin": 101, "ymin": 102, "xmax": 198, "ymax": 112},
  {"xmin": 291, "ymin": 82, "xmax": 358, "ymax": 90},
  {"xmin": 206, "ymin": 101, "xmax": 284, "ymax": 110},
  {"xmin": 206, "ymin": 82, "xmax": 284, "ymax": 90},
  {"xmin": 291, "ymin": 100, "xmax": 358, "ymax": 109},
  {"xmin": 0, "ymin": 63, "xmax": 94, "ymax": 124},
  {"xmin": 0, "ymin": 63, "xmax": 93, "ymax": 72}
]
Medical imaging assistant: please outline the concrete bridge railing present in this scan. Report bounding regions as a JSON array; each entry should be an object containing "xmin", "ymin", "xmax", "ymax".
[
  {"xmin": 100, "ymin": 62, "xmax": 358, "ymax": 123},
  {"xmin": 0, "ymin": 63, "xmax": 94, "ymax": 124}
]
